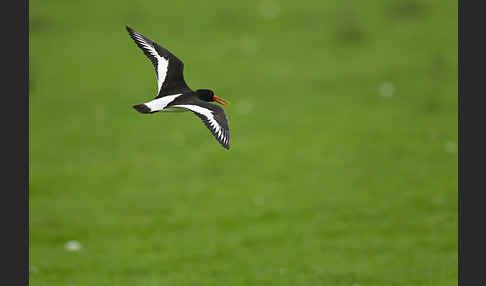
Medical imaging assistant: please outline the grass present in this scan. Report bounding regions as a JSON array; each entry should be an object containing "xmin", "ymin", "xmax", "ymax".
[{"xmin": 30, "ymin": 0, "xmax": 457, "ymax": 285}]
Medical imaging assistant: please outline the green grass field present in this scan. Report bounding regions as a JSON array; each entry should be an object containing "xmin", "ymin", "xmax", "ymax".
[{"xmin": 30, "ymin": 0, "xmax": 457, "ymax": 285}]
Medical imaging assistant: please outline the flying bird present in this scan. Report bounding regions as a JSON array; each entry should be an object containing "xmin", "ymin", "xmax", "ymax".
[{"xmin": 126, "ymin": 26, "xmax": 231, "ymax": 149}]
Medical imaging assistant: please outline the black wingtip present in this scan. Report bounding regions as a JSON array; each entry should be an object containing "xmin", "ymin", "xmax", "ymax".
[
  {"xmin": 126, "ymin": 26, "xmax": 135, "ymax": 34},
  {"xmin": 133, "ymin": 104, "xmax": 151, "ymax": 114},
  {"xmin": 221, "ymin": 140, "xmax": 230, "ymax": 150}
]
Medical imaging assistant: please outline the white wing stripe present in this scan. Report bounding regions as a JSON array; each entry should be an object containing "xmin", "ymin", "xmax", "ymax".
[{"xmin": 132, "ymin": 33, "xmax": 169, "ymax": 94}]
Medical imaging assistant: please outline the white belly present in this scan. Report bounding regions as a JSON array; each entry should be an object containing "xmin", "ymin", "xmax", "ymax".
[{"xmin": 145, "ymin": 94, "xmax": 182, "ymax": 112}]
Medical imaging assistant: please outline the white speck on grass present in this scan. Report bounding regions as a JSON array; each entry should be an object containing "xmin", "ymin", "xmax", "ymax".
[
  {"xmin": 64, "ymin": 240, "xmax": 83, "ymax": 252},
  {"xmin": 259, "ymin": 0, "xmax": 281, "ymax": 20},
  {"xmin": 240, "ymin": 35, "xmax": 259, "ymax": 55},
  {"xmin": 445, "ymin": 141, "xmax": 457, "ymax": 154},
  {"xmin": 379, "ymin": 82, "xmax": 395, "ymax": 97}
]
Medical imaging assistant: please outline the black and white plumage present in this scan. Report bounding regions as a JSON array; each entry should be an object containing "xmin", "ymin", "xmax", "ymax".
[{"xmin": 126, "ymin": 26, "xmax": 231, "ymax": 149}]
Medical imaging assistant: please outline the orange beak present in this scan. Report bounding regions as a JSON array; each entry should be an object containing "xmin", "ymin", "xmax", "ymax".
[{"xmin": 213, "ymin": 95, "xmax": 230, "ymax": 106}]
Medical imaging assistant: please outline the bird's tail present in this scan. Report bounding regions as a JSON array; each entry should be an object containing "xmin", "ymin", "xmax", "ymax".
[{"xmin": 133, "ymin": 104, "xmax": 152, "ymax": 114}]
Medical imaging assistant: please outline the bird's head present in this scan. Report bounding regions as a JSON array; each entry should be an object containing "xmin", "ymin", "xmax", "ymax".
[{"xmin": 196, "ymin": 89, "xmax": 230, "ymax": 106}]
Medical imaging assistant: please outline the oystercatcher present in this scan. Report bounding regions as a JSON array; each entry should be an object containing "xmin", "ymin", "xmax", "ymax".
[{"xmin": 126, "ymin": 26, "xmax": 231, "ymax": 149}]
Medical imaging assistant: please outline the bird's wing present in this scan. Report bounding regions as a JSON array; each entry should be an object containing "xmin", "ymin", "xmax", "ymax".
[
  {"xmin": 172, "ymin": 100, "xmax": 230, "ymax": 150},
  {"xmin": 126, "ymin": 26, "xmax": 191, "ymax": 97}
]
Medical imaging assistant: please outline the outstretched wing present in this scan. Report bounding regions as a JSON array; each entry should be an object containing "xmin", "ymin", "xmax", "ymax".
[
  {"xmin": 126, "ymin": 26, "xmax": 191, "ymax": 96},
  {"xmin": 172, "ymin": 100, "xmax": 230, "ymax": 150}
]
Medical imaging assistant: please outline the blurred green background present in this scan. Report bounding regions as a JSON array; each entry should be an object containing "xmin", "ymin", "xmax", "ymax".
[{"xmin": 30, "ymin": 0, "xmax": 457, "ymax": 285}]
